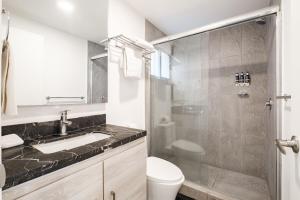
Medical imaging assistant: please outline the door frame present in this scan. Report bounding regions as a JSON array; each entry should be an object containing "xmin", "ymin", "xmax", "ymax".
[{"xmin": 276, "ymin": 9, "xmax": 282, "ymax": 200}]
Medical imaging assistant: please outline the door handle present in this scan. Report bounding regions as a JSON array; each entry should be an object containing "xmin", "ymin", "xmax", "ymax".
[
  {"xmin": 110, "ymin": 191, "xmax": 116, "ymax": 200},
  {"xmin": 275, "ymin": 136, "xmax": 299, "ymax": 154},
  {"xmin": 276, "ymin": 94, "xmax": 291, "ymax": 101}
]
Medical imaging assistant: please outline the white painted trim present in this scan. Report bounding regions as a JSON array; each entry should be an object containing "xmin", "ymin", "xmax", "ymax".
[{"xmin": 151, "ymin": 6, "xmax": 280, "ymax": 45}]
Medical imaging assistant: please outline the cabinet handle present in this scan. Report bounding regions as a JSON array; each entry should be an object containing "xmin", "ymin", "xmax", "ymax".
[{"xmin": 110, "ymin": 191, "xmax": 116, "ymax": 200}]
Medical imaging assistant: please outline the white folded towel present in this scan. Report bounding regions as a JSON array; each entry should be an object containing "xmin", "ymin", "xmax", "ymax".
[
  {"xmin": 122, "ymin": 47, "xmax": 143, "ymax": 79},
  {"xmin": 108, "ymin": 40, "xmax": 123, "ymax": 64},
  {"xmin": 1, "ymin": 40, "xmax": 18, "ymax": 115},
  {"xmin": 1, "ymin": 134, "xmax": 24, "ymax": 149}
]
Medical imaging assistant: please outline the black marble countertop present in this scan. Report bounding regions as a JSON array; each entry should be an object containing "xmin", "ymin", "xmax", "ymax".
[{"xmin": 2, "ymin": 124, "xmax": 146, "ymax": 190}]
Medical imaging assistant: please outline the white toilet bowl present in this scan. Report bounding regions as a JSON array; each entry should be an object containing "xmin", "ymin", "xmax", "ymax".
[{"xmin": 147, "ymin": 157, "xmax": 185, "ymax": 200}]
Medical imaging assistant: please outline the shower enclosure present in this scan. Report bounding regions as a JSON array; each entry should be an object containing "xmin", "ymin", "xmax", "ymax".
[{"xmin": 150, "ymin": 13, "xmax": 278, "ymax": 200}]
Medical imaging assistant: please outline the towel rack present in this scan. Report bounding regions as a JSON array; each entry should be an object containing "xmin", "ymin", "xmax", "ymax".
[
  {"xmin": 2, "ymin": 8, "xmax": 10, "ymax": 41},
  {"xmin": 46, "ymin": 96, "xmax": 85, "ymax": 100},
  {"xmin": 100, "ymin": 34, "xmax": 154, "ymax": 60}
]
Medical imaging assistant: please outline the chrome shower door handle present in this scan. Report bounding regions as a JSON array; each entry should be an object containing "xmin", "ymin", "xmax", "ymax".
[
  {"xmin": 275, "ymin": 136, "xmax": 299, "ymax": 155},
  {"xmin": 276, "ymin": 94, "xmax": 291, "ymax": 101}
]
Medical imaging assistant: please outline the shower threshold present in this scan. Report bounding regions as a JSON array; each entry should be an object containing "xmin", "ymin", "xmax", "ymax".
[{"xmin": 179, "ymin": 164, "xmax": 271, "ymax": 200}]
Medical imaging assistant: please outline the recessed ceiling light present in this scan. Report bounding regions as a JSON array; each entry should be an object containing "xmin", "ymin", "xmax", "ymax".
[{"xmin": 57, "ymin": 0, "xmax": 74, "ymax": 13}]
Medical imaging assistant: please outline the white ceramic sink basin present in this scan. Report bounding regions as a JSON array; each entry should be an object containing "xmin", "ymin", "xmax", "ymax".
[{"xmin": 32, "ymin": 133, "xmax": 111, "ymax": 154}]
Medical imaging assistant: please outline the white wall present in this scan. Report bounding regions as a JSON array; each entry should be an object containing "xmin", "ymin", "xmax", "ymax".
[
  {"xmin": 1, "ymin": 104, "xmax": 106, "ymax": 126},
  {"xmin": 106, "ymin": 0, "xmax": 146, "ymax": 129},
  {"xmin": 281, "ymin": 0, "xmax": 300, "ymax": 199}
]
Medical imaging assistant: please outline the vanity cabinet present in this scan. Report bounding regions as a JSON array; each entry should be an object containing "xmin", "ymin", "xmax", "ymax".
[
  {"xmin": 104, "ymin": 140, "xmax": 147, "ymax": 200},
  {"xmin": 17, "ymin": 162, "xmax": 103, "ymax": 200},
  {"xmin": 3, "ymin": 139, "xmax": 147, "ymax": 200}
]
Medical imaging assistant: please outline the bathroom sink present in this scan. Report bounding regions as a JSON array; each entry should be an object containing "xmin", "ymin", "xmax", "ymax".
[{"xmin": 32, "ymin": 133, "xmax": 111, "ymax": 154}]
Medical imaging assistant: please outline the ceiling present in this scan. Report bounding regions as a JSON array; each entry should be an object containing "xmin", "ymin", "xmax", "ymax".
[
  {"xmin": 3, "ymin": 0, "xmax": 108, "ymax": 43},
  {"xmin": 125, "ymin": 0, "xmax": 271, "ymax": 35}
]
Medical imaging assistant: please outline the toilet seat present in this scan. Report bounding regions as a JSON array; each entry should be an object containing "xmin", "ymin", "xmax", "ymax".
[{"xmin": 147, "ymin": 157, "xmax": 184, "ymax": 183}]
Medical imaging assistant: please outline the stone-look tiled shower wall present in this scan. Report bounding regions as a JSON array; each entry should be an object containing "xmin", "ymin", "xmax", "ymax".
[{"xmin": 171, "ymin": 20, "xmax": 271, "ymax": 178}]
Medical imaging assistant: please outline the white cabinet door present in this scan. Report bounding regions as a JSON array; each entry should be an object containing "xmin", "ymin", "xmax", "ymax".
[
  {"xmin": 104, "ymin": 142, "xmax": 147, "ymax": 200},
  {"xmin": 281, "ymin": 0, "xmax": 300, "ymax": 199},
  {"xmin": 18, "ymin": 162, "xmax": 103, "ymax": 200}
]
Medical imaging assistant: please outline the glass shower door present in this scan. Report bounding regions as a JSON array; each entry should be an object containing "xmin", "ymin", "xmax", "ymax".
[{"xmin": 150, "ymin": 33, "xmax": 210, "ymax": 186}]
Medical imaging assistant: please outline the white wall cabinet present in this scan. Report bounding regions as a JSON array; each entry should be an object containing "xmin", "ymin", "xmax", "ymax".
[{"xmin": 3, "ymin": 139, "xmax": 147, "ymax": 200}]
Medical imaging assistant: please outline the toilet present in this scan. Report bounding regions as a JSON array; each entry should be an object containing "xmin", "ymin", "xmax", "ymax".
[
  {"xmin": 147, "ymin": 157, "xmax": 185, "ymax": 200},
  {"xmin": 155, "ymin": 120, "xmax": 206, "ymax": 162},
  {"xmin": 172, "ymin": 139, "xmax": 206, "ymax": 181}
]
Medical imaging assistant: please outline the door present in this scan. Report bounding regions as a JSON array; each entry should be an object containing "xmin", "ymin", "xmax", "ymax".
[
  {"xmin": 280, "ymin": 0, "xmax": 300, "ymax": 200},
  {"xmin": 103, "ymin": 142, "xmax": 147, "ymax": 200}
]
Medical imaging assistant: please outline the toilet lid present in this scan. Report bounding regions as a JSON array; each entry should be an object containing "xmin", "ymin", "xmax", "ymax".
[{"xmin": 147, "ymin": 157, "xmax": 183, "ymax": 183}]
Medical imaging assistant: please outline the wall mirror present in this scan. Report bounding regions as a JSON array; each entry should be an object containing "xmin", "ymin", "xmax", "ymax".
[{"xmin": 2, "ymin": 0, "xmax": 108, "ymax": 105}]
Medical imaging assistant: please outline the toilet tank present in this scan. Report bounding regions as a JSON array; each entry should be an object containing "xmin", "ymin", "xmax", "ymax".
[{"xmin": 155, "ymin": 121, "xmax": 176, "ymax": 155}]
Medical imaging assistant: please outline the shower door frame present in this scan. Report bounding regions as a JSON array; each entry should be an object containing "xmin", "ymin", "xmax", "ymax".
[
  {"xmin": 152, "ymin": 6, "xmax": 280, "ymax": 45},
  {"xmin": 149, "ymin": 5, "xmax": 282, "ymax": 200}
]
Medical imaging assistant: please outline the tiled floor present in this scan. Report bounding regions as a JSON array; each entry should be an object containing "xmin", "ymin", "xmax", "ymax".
[
  {"xmin": 162, "ymin": 154, "xmax": 271, "ymax": 200},
  {"xmin": 185, "ymin": 164, "xmax": 271, "ymax": 200}
]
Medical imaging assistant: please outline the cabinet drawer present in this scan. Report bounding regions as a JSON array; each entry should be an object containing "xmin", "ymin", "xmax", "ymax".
[{"xmin": 17, "ymin": 162, "xmax": 103, "ymax": 200}]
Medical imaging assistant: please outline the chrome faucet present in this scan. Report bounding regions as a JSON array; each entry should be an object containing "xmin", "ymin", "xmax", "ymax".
[{"xmin": 60, "ymin": 110, "xmax": 72, "ymax": 136}]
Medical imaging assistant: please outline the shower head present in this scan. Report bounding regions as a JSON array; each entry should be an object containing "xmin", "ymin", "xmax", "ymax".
[{"xmin": 255, "ymin": 17, "xmax": 266, "ymax": 25}]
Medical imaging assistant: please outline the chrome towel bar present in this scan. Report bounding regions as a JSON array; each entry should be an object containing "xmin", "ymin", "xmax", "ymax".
[{"xmin": 46, "ymin": 96, "xmax": 85, "ymax": 100}]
